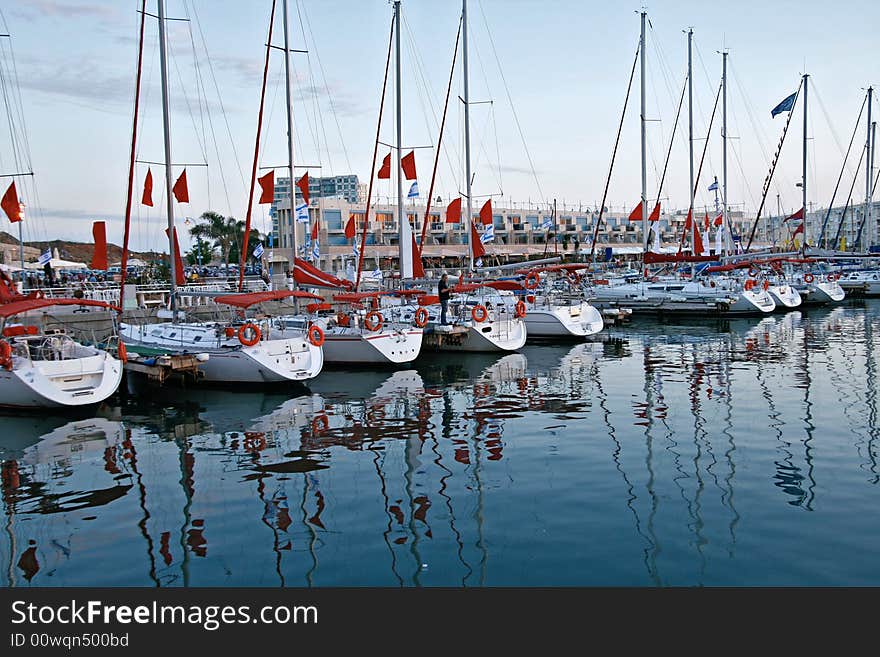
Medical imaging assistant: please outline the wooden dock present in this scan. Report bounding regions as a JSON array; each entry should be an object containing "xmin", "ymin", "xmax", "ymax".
[
  {"xmin": 124, "ymin": 352, "xmax": 206, "ymax": 386},
  {"xmin": 423, "ymin": 324, "xmax": 471, "ymax": 349}
]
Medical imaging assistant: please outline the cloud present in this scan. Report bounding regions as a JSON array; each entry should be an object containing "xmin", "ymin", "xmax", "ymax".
[
  {"xmin": 494, "ymin": 164, "xmax": 540, "ymax": 176},
  {"xmin": 10, "ymin": 1, "xmax": 117, "ymax": 21}
]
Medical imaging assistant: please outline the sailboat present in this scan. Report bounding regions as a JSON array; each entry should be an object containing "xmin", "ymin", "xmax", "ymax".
[
  {"xmin": 511, "ymin": 265, "xmax": 604, "ymax": 338},
  {"xmin": 275, "ymin": 0, "xmax": 424, "ymax": 366},
  {"xmin": 119, "ymin": 0, "xmax": 323, "ymax": 385}
]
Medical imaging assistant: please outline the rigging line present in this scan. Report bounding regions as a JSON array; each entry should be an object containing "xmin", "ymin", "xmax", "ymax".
[
  {"xmin": 590, "ymin": 41, "xmax": 640, "ymax": 259},
  {"xmin": 296, "ymin": 0, "xmax": 332, "ymax": 178},
  {"xmin": 645, "ymin": 47, "xmax": 665, "ymax": 190},
  {"xmin": 1, "ymin": 32, "xmax": 33, "ymax": 173},
  {"xmin": 419, "ymin": 16, "xmax": 462, "ymax": 250},
  {"xmin": 812, "ymin": 81, "xmax": 848, "ymax": 160},
  {"xmin": 288, "ymin": 54, "xmax": 323, "ymax": 177},
  {"xmin": 402, "ymin": 19, "xmax": 461, "ymax": 200},
  {"xmin": 237, "ymin": 0, "xmax": 277, "ymax": 293},
  {"xmin": 476, "ymin": 0, "xmax": 544, "ymax": 204},
  {"xmin": 355, "ymin": 14, "xmax": 395, "ymax": 291},
  {"xmin": 299, "ymin": 0, "xmax": 352, "ymax": 174},
  {"xmin": 831, "ymin": 144, "xmax": 864, "ymax": 246},
  {"xmin": 818, "ymin": 93, "xmax": 865, "ymax": 246},
  {"xmin": 746, "ymin": 76, "xmax": 804, "ymax": 251},
  {"xmin": 678, "ymin": 79, "xmax": 722, "ymax": 254},
  {"xmin": 189, "ymin": 1, "xmax": 247, "ymax": 197},
  {"xmin": 182, "ymin": 0, "xmax": 215, "ymax": 211},
  {"xmin": 655, "ymin": 72, "xmax": 689, "ymax": 209},
  {"xmin": 166, "ymin": 36, "xmax": 209, "ymax": 167},
  {"xmin": 728, "ymin": 95, "xmax": 760, "ymax": 213},
  {"xmin": 693, "ymin": 40, "xmax": 718, "ymax": 191}
]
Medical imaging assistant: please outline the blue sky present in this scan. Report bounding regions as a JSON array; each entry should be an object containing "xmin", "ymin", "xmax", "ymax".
[{"xmin": 1, "ymin": 0, "xmax": 877, "ymax": 253}]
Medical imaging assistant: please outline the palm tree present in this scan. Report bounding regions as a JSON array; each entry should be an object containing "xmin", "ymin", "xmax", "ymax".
[
  {"xmin": 189, "ymin": 211, "xmax": 238, "ymax": 275},
  {"xmin": 228, "ymin": 219, "xmax": 263, "ymax": 267}
]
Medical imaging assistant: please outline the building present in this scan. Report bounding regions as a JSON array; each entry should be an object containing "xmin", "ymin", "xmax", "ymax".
[
  {"xmin": 271, "ymin": 174, "xmax": 360, "ymax": 246},
  {"xmin": 268, "ymin": 196, "xmax": 763, "ymax": 273}
]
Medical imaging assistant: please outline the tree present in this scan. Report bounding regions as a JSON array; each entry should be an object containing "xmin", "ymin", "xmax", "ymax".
[
  {"xmin": 227, "ymin": 219, "xmax": 263, "ymax": 266},
  {"xmin": 187, "ymin": 239, "xmax": 216, "ymax": 266},
  {"xmin": 189, "ymin": 211, "xmax": 238, "ymax": 274}
]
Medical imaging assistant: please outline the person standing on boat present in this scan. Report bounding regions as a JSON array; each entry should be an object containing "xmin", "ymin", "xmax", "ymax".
[{"xmin": 438, "ymin": 273, "xmax": 451, "ymax": 325}]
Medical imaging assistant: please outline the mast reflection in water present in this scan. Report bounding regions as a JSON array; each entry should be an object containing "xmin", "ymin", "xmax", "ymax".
[{"xmin": 2, "ymin": 302, "xmax": 880, "ymax": 586}]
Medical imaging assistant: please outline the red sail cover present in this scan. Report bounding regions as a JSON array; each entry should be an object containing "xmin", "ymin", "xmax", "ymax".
[
  {"xmin": 164, "ymin": 227, "xmax": 186, "ymax": 286},
  {"xmin": 91, "ymin": 221, "xmax": 108, "ymax": 270},
  {"xmin": 293, "ymin": 258, "xmax": 354, "ymax": 290},
  {"xmin": 214, "ymin": 290, "xmax": 322, "ymax": 308},
  {"xmin": 643, "ymin": 251, "xmax": 716, "ymax": 264}
]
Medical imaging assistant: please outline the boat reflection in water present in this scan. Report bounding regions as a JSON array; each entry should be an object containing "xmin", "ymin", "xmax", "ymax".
[{"xmin": 2, "ymin": 302, "xmax": 880, "ymax": 586}]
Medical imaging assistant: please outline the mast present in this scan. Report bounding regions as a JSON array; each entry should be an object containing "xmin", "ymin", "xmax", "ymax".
[
  {"xmin": 640, "ymin": 11, "xmax": 648, "ymax": 252},
  {"xmin": 282, "ymin": 0, "xmax": 298, "ymax": 284},
  {"xmin": 866, "ymin": 86, "xmax": 873, "ymax": 251},
  {"xmin": 802, "ymin": 73, "xmax": 808, "ymax": 250},
  {"xmin": 463, "ymin": 0, "xmax": 474, "ymax": 270},
  {"xmin": 722, "ymin": 50, "xmax": 730, "ymax": 254},
  {"xmin": 688, "ymin": 28, "xmax": 695, "ymax": 255},
  {"xmin": 394, "ymin": 1, "xmax": 407, "ymax": 278},
  {"xmin": 157, "ymin": 0, "xmax": 177, "ymax": 318}
]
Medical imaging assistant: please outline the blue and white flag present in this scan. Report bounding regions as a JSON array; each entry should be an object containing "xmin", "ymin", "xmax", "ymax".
[
  {"xmin": 541, "ymin": 216, "xmax": 552, "ymax": 230},
  {"xmin": 407, "ymin": 181, "xmax": 419, "ymax": 198},
  {"xmin": 352, "ymin": 240, "xmax": 360, "ymax": 257},
  {"xmin": 38, "ymin": 248, "xmax": 51, "ymax": 266},
  {"xmin": 475, "ymin": 257, "xmax": 483, "ymax": 268},
  {"xmin": 369, "ymin": 267, "xmax": 383, "ymax": 280},
  {"xmin": 253, "ymin": 242, "xmax": 264, "ymax": 258},
  {"xmin": 295, "ymin": 202, "xmax": 310, "ymax": 223},
  {"xmin": 708, "ymin": 180, "xmax": 718, "ymax": 191},
  {"xmin": 312, "ymin": 240, "xmax": 320, "ymax": 260},
  {"xmin": 480, "ymin": 223, "xmax": 495, "ymax": 243},
  {"xmin": 771, "ymin": 92, "xmax": 796, "ymax": 118}
]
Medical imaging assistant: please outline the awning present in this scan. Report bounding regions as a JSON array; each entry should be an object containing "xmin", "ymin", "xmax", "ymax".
[
  {"xmin": 214, "ymin": 290, "xmax": 323, "ymax": 308},
  {"xmin": 0, "ymin": 298, "xmax": 120, "ymax": 318}
]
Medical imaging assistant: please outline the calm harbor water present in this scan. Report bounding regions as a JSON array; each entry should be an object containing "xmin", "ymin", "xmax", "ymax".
[{"xmin": 2, "ymin": 301, "xmax": 880, "ymax": 587}]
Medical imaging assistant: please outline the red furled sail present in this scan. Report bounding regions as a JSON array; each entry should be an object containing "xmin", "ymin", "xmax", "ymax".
[
  {"xmin": 164, "ymin": 227, "xmax": 185, "ymax": 286},
  {"xmin": 91, "ymin": 221, "xmax": 108, "ymax": 270}
]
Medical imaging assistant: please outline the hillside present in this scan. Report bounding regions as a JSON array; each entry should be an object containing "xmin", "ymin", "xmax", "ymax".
[{"xmin": 0, "ymin": 231, "xmax": 160, "ymax": 265}]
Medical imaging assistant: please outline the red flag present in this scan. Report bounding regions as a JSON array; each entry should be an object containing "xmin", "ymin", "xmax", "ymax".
[
  {"xmin": 411, "ymin": 234, "xmax": 425, "ymax": 278},
  {"xmin": 445, "ymin": 197, "xmax": 461, "ymax": 223},
  {"xmin": 344, "ymin": 213, "xmax": 356, "ymax": 239},
  {"xmin": 784, "ymin": 207, "xmax": 804, "ymax": 223},
  {"xmin": 258, "ymin": 170, "xmax": 274, "ymax": 204},
  {"xmin": 296, "ymin": 172, "xmax": 310, "ymax": 205},
  {"xmin": 684, "ymin": 209, "xmax": 693, "ymax": 231},
  {"xmin": 649, "ymin": 203, "xmax": 661, "ymax": 222},
  {"xmin": 377, "ymin": 153, "xmax": 391, "ymax": 179},
  {"xmin": 141, "ymin": 168, "xmax": 154, "ymax": 207},
  {"xmin": 164, "ymin": 227, "xmax": 186, "ymax": 286},
  {"xmin": 628, "ymin": 202, "xmax": 643, "ymax": 221},
  {"xmin": 792, "ymin": 221, "xmax": 804, "ymax": 236},
  {"xmin": 91, "ymin": 221, "xmax": 108, "ymax": 271},
  {"xmin": 311, "ymin": 219, "xmax": 319, "ymax": 241},
  {"xmin": 479, "ymin": 199, "xmax": 493, "ymax": 225},
  {"xmin": 1, "ymin": 181, "xmax": 22, "ymax": 223},
  {"xmin": 693, "ymin": 224, "xmax": 704, "ymax": 255},
  {"xmin": 703, "ymin": 213, "xmax": 710, "ymax": 231},
  {"xmin": 471, "ymin": 222, "xmax": 486, "ymax": 259},
  {"xmin": 713, "ymin": 212, "xmax": 723, "ymax": 227},
  {"xmin": 172, "ymin": 169, "xmax": 189, "ymax": 203},
  {"xmin": 401, "ymin": 151, "xmax": 417, "ymax": 180}
]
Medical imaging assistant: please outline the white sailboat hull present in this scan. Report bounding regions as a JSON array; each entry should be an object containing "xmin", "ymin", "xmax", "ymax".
[
  {"xmin": 524, "ymin": 302, "xmax": 604, "ymax": 338},
  {"xmin": 319, "ymin": 328, "xmax": 423, "ymax": 364},
  {"xmin": 0, "ymin": 351, "xmax": 122, "ymax": 409},
  {"xmin": 768, "ymin": 284, "xmax": 802, "ymax": 309},
  {"xmin": 119, "ymin": 322, "xmax": 323, "ymax": 384}
]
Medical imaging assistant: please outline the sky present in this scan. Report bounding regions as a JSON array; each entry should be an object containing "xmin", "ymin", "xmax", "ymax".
[{"xmin": 0, "ymin": 0, "xmax": 878, "ymax": 254}]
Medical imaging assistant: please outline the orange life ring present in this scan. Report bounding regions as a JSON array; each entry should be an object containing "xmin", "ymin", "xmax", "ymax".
[
  {"xmin": 117, "ymin": 341, "xmax": 128, "ymax": 363},
  {"xmin": 364, "ymin": 311, "xmax": 384, "ymax": 332},
  {"xmin": 308, "ymin": 324, "xmax": 325, "ymax": 347},
  {"xmin": 762, "ymin": 280, "xmax": 770, "ymax": 291},
  {"xmin": 0, "ymin": 341, "xmax": 12, "ymax": 371},
  {"xmin": 336, "ymin": 312, "xmax": 350, "ymax": 327},
  {"xmin": 238, "ymin": 322, "xmax": 261, "ymax": 346},
  {"xmin": 827, "ymin": 273, "xmax": 839, "ymax": 282},
  {"xmin": 471, "ymin": 304, "xmax": 489, "ymax": 323},
  {"xmin": 515, "ymin": 300, "xmax": 527, "ymax": 318},
  {"xmin": 804, "ymin": 273, "xmax": 814, "ymax": 283},
  {"xmin": 414, "ymin": 307, "xmax": 429, "ymax": 328},
  {"xmin": 744, "ymin": 279, "xmax": 755, "ymax": 291},
  {"xmin": 524, "ymin": 272, "xmax": 540, "ymax": 289}
]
